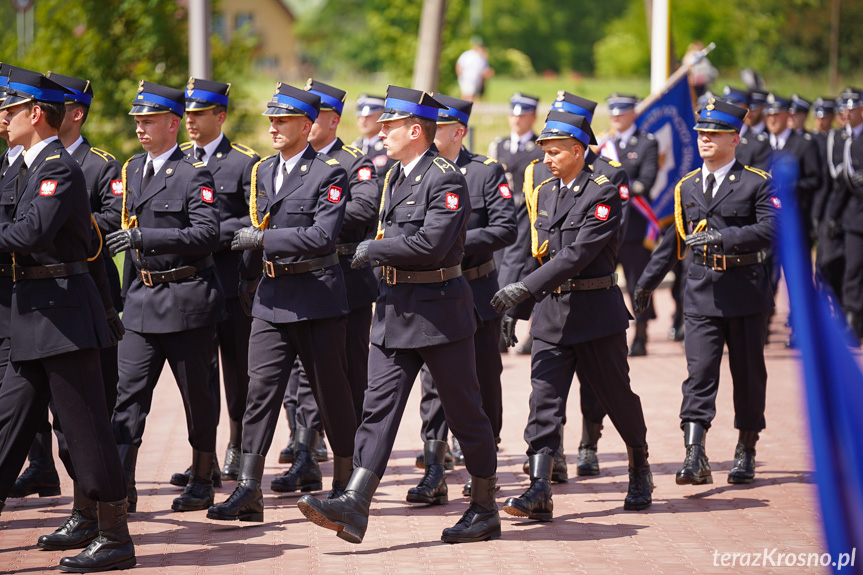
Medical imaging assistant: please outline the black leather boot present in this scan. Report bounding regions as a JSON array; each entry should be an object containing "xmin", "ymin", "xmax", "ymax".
[
  {"xmin": 441, "ymin": 475, "xmax": 501, "ymax": 543},
  {"xmin": 278, "ymin": 405, "xmax": 298, "ymax": 464},
  {"xmin": 314, "ymin": 434, "xmax": 329, "ymax": 463},
  {"xmin": 169, "ymin": 455, "xmax": 222, "ymax": 488},
  {"xmin": 116, "ymin": 445, "xmax": 138, "ymax": 513},
  {"xmin": 58, "ymin": 498, "xmax": 136, "ymax": 573},
  {"xmin": 172, "ymin": 450, "xmax": 216, "ymax": 511},
  {"xmin": 624, "ymin": 446, "xmax": 653, "ymax": 510},
  {"xmin": 297, "ymin": 467, "xmax": 379, "ymax": 544},
  {"xmin": 328, "ymin": 455, "xmax": 353, "ymax": 500},
  {"xmin": 676, "ymin": 422, "xmax": 713, "ymax": 485},
  {"xmin": 9, "ymin": 431, "xmax": 61, "ymax": 498},
  {"xmin": 727, "ymin": 430, "xmax": 759, "ymax": 484},
  {"xmin": 207, "ymin": 453, "xmax": 265, "ymax": 522},
  {"xmin": 451, "ymin": 436, "xmax": 464, "ymax": 466},
  {"xmin": 522, "ymin": 428, "xmax": 568, "ymax": 482},
  {"xmin": 576, "ymin": 420, "xmax": 602, "ymax": 477},
  {"xmin": 38, "ymin": 482, "xmax": 99, "ymax": 550},
  {"xmin": 406, "ymin": 440, "xmax": 448, "ymax": 505},
  {"xmin": 415, "ymin": 445, "xmax": 455, "ymax": 470},
  {"xmin": 504, "ymin": 454, "xmax": 553, "ymax": 522},
  {"xmin": 462, "ymin": 476, "xmax": 472, "ymax": 497},
  {"xmin": 222, "ymin": 419, "xmax": 243, "ymax": 481},
  {"xmin": 628, "ymin": 321, "xmax": 648, "ymax": 356},
  {"xmin": 271, "ymin": 428, "xmax": 323, "ymax": 493}
]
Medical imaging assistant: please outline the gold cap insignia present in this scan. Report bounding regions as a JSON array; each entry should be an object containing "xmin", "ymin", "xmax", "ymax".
[
  {"xmin": 225, "ymin": 83, "xmax": 231, "ymax": 96},
  {"xmin": 274, "ymin": 82, "xmax": 282, "ymax": 94},
  {"xmin": 187, "ymin": 77, "xmax": 195, "ymax": 91},
  {"xmin": 304, "ymin": 78, "xmax": 313, "ymax": 90},
  {"xmin": 706, "ymin": 97, "xmax": 715, "ymax": 111},
  {"xmin": 556, "ymin": 90, "xmax": 565, "ymax": 101},
  {"xmin": 137, "ymin": 80, "xmax": 144, "ymax": 94}
]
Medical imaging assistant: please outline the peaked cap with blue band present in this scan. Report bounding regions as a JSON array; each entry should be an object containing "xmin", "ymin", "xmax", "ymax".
[
  {"xmin": 0, "ymin": 63, "xmax": 21, "ymax": 102},
  {"xmin": 356, "ymin": 94, "xmax": 385, "ymax": 117},
  {"xmin": 509, "ymin": 92, "xmax": 539, "ymax": 116},
  {"xmin": 764, "ymin": 93, "xmax": 791, "ymax": 114},
  {"xmin": 378, "ymin": 85, "xmax": 445, "ymax": 123},
  {"xmin": 0, "ymin": 67, "xmax": 73, "ymax": 111},
  {"xmin": 749, "ymin": 89, "xmax": 768, "ymax": 109},
  {"xmin": 45, "ymin": 71, "xmax": 94, "ymax": 107},
  {"xmin": 790, "ymin": 94, "xmax": 811, "ymax": 114},
  {"xmin": 432, "ymin": 93, "xmax": 472, "ymax": 126},
  {"xmin": 722, "ymin": 86, "xmax": 751, "ymax": 107},
  {"xmin": 304, "ymin": 79, "xmax": 346, "ymax": 116},
  {"xmin": 536, "ymin": 110, "xmax": 597, "ymax": 147},
  {"xmin": 129, "ymin": 81, "xmax": 185, "ymax": 116},
  {"xmin": 552, "ymin": 91, "xmax": 597, "ymax": 123},
  {"xmin": 694, "ymin": 97, "xmax": 747, "ymax": 133},
  {"xmin": 263, "ymin": 82, "xmax": 320, "ymax": 121},
  {"xmin": 813, "ymin": 96, "xmax": 836, "ymax": 118},
  {"xmin": 606, "ymin": 93, "xmax": 638, "ymax": 116},
  {"xmin": 185, "ymin": 77, "xmax": 230, "ymax": 111},
  {"xmin": 838, "ymin": 87, "xmax": 862, "ymax": 111}
]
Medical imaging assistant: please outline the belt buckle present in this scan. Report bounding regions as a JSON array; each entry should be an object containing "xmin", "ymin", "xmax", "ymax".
[
  {"xmin": 140, "ymin": 269, "xmax": 154, "ymax": 287},
  {"xmin": 264, "ymin": 260, "xmax": 276, "ymax": 278},
  {"xmin": 552, "ymin": 285, "xmax": 562, "ymax": 294},
  {"xmin": 385, "ymin": 267, "xmax": 397, "ymax": 286},
  {"xmin": 712, "ymin": 254, "xmax": 726, "ymax": 271}
]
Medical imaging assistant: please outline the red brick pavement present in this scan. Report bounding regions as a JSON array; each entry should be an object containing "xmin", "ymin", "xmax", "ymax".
[{"xmin": 0, "ymin": 286, "xmax": 832, "ymax": 574}]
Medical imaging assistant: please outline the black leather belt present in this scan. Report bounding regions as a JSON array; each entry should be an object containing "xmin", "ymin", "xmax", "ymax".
[
  {"xmin": 383, "ymin": 264, "xmax": 462, "ymax": 286},
  {"xmin": 136, "ymin": 255, "xmax": 214, "ymax": 287},
  {"xmin": 335, "ymin": 242, "xmax": 361, "ymax": 256},
  {"xmin": 14, "ymin": 261, "xmax": 89, "ymax": 281},
  {"xmin": 462, "ymin": 259, "xmax": 495, "ymax": 282},
  {"xmin": 692, "ymin": 250, "xmax": 766, "ymax": 271},
  {"xmin": 553, "ymin": 273, "xmax": 618, "ymax": 293},
  {"xmin": 263, "ymin": 253, "xmax": 339, "ymax": 277},
  {"xmin": 0, "ymin": 264, "xmax": 12, "ymax": 277}
]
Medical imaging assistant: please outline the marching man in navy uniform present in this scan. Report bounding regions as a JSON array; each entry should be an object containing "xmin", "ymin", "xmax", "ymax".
[
  {"xmin": 409, "ymin": 93, "xmax": 516, "ymax": 502},
  {"xmin": 634, "ymin": 98, "xmax": 777, "ymax": 486},
  {"xmin": 106, "ymin": 81, "xmax": 224, "ymax": 514},
  {"xmin": 353, "ymin": 93, "xmax": 396, "ymax": 190},
  {"xmin": 0, "ymin": 67, "xmax": 135, "ymax": 573},
  {"xmin": 273, "ymin": 79, "xmax": 379, "ymax": 496},
  {"xmin": 167, "ymin": 78, "xmax": 261, "ymax": 487},
  {"xmin": 207, "ymin": 82, "xmax": 357, "ymax": 523},
  {"xmin": 297, "ymin": 85, "xmax": 501, "ymax": 545},
  {"xmin": 492, "ymin": 110, "xmax": 653, "ymax": 521}
]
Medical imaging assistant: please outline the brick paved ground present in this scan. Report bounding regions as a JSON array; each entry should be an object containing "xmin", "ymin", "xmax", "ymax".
[{"xmin": 0, "ymin": 285, "xmax": 832, "ymax": 574}]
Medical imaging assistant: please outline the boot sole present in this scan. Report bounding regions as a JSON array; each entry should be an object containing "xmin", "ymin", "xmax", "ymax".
[
  {"xmin": 405, "ymin": 493, "xmax": 448, "ymax": 505},
  {"xmin": 675, "ymin": 474, "xmax": 713, "ymax": 485},
  {"xmin": 37, "ymin": 536, "xmax": 98, "ymax": 551},
  {"xmin": 441, "ymin": 524, "xmax": 502, "ymax": 543},
  {"xmin": 169, "ymin": 475, "xmax": 189, "ymax": 487},
  {"xmin": 207, "ymin": 509, "xmax": 264, "ymax": 522},
  {"xmin": 8, "ymin": 485, "xmax": 62, "ymax": 498},
  {"xmin": 576, "ymin": 466, "xmax": 600, "ymax": 477},
  {"xmin": 270, "ymin": 481, "xmax": 323, "ymax": 493},
  {"xmin": 58, "ymin": 556, "xmax": 137, "ymax": 573},
  {"xmin": 727, "ymin": 475, "xmax": 754, "ymax": 484},
  {"xmin": 502, "ymin": 504, "xmax": 553, "ymax": 522},
  {"xmin": 297, "ymin": 500, "xmax": 363, "ymax": 544},
  {"xmin": 172, "ymin": 499, "xmax": 215, "ymax": 512},
  {"xmin": 278, "ymin": 454, "xmax": 295, "ymax": 465},
  {"xmin": 623, "ymin": 499, "xmax": 652, "ymax": 511}
]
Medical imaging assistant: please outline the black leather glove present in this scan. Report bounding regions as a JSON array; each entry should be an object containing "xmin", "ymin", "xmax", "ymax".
[
  {"xmin": 105, "ymin": 307, "xmax": 125, "ymax": 346},
  {"xmin": 232, "ymin": 226, "xmax": 265, "ymax": 251},
  {"xmin": 684, "ymin": 229, "xmax": 723, "ymax": 247},
  {"xmin": 633, "ymin": 285, "xmax": 653, "ymax": 315},
  {"xmin": 351, "ymin": 239, "xmax": 372, "ymax": 269},
  {"xmin": 491, "ymin": 281, "xmax": 531, "ymax": 313},
  {"xmin": 105, "ymin": 228, "xmax": 142, "ymax": 256},
  {"xmin": 501, "ymin": 315, "xmax": 518, "ymax": 347},
  {"xmin": 238, "ymin": 278, "xmax": 260, "ymax": 317}
]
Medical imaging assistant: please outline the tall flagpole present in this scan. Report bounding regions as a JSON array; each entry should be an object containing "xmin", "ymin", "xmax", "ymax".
[{"xmin": 650, "ymin": 0, "xmax": 669, "ymax": 94}]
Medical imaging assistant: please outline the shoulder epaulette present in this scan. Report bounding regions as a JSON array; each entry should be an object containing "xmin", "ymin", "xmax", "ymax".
[
  {"xmin": 192, "ymin": 161, "xmax": 206, "ymax": 168},
  {"xmin": 433, "ymin": 157, "xmax": 457, "ymax": 173},
  {"xmin": 483, "ymin": 157, "xmax": 498, "ymax": 165},
  {"xmin": 340, "ymin": 145, "xmax": 362, "ymax": 159},
  {"xmin": 179, "ymin": 142, "xmax": 194, "ymax": 151},
  {"xmin": 744, "ymin": 166, "xmax": 771, "ymax": 179},
  {"xmin": 593, "ymin": 174, "xmax": 611, "ymax": 186},
  {"xmin": 45, "ymin": 154, "xmax": 62, "ymax": 161},
  {"xmin": 608, "ymin": 160, "xmax": 622, "ymax": 168},
  {"xmin": 325, "ymin": 158, "xmax": 340, "ymax": 166},
  {"xmin": 89, "ymin": 147, "xmax": 116, "ymax": 162},
  {"xmin": 683, "ymin": 168, "xmax": 700, "ymax": 179},
  {"xmin": 231, "ymin": 142, "xmax": 257, "ymax": 158}
]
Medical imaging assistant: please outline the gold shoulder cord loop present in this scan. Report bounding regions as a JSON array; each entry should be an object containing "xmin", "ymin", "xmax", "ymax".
[
  {"xmin": 524, "ymin": 159, "xmax": 552, "ymax": 264},
  {"xmin": 88, "ymin": 214, "xmax": 103, "ymax": 261},
  {"xmin": 120, "ymin": 158, "xmax": 138, "ymax": 230},
  {"xmin": 375, "ymin": 165, "xmax": 396, "ymax": 240},
  {"xmin": 673, "ymin": 171, "xmax": 706, "ymax": 260},
  {"xmin": 248, "ymin": 158, "xmax": 270, "ymax": 230}
]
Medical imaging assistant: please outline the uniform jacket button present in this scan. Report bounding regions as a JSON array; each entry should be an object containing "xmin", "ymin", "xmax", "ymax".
[{"xmin": 387, "ymin": 220, "xmax": 392, "ymax": 226}]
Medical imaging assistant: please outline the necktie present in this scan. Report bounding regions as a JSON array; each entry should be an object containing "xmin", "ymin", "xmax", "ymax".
[
  {"xmin": 704, "ymin": 173, "xmax": 715, "ymax": 204},
  {"xmin": 556, "ymin": 185, "xmax": 568, "ymax": 212},
  {"xmin": 195, "ymin": 147, "xmax": 206, "ymax": 163},
  {"xmin": 0, "ymin": 154, "xmax": 8, "ymax": 178},
  {"xmin": 392, "ymin": 171, "xmax": 406, "ymax": 198},
  {"xmin": 141, "ymin": 161, "xmax": 154, "ymax": 193},
  {"xmin": 16, "ymin": 161, "xmax": 28, "ymax": 195}
]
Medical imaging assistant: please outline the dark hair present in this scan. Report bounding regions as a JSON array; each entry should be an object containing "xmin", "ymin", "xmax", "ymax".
[
  {"xmin": 212, "ymin": 105, "xmax": 227, "ymax": 115},
  {"xmin": 406, "ymin": 116, "xmax": 437, "ymax": 146},
  {"xmin": 26, "ymin": 100, "xmax": 65, "ymax": 131}
]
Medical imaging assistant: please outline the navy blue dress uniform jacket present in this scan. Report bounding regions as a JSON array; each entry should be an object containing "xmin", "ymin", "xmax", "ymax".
[
  {"xmin": 509, "ymin": 169, "xmax": 631, "ymax": 345},
  {"xmin": 71, "ymin": 138, "xmax": 122, "ymax": 236},
  {"xmin": 736, "ymin": 131, "xmax": 771, "ymax": 171},
  {"xmin": 615, "ymin": 130, "xmax": 659, "ymax": 244},
  {"xmin": 0, "ymin": 150, "xmax": 21, "ymax": 340},
  {"xmin": 457, "ymin": 148, "xmax": 517, "ymax": 321},
  {"xmin": 638, "ymin": 161, "xmax": 777, "ymax": 317},
  {"xmin": 367, "ymin": 149, "xmax": 476, "ymax": 348},
  {"xmin": 0, "ymin": 140, "xmax": 111, "ymax": 361},
  {"xmin": 326, "ymin": 138, "xmax": 380, "ymax": 310},
  {"xmin": 840, "ymin": 133, "xmax": 863, "ymax": 235},
  {"xmin": 121, "ymin": 147, "xmax": 224, "ymax": 333},
  {"xmin": 353, "ymin": 136, "xmax": 397, "ymax": 193},
  {"xmin": 241, "ymin": 144, "xmax": 350, "ymax": 323},
  {"xmin": 769, "ymin": 132, "xmax": 822, "ymax": 234},
  {"xmin": 181, "ymin": 137, "xmax": 260, "ymax": 298}
]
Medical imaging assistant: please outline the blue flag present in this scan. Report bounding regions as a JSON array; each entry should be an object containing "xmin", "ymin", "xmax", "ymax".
[
  {"xmin": 635, "ymin": 76, "xmax": 700, "ymax": 232},
  {"xmin": 773, "ymin": 153, "xmax": 863, "ymax": 570}
]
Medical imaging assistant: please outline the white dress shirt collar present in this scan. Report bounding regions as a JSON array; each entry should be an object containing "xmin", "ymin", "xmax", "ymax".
[{"xmin": 23, "ymin": 136, "xmax": 59, "ymax": 168}]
